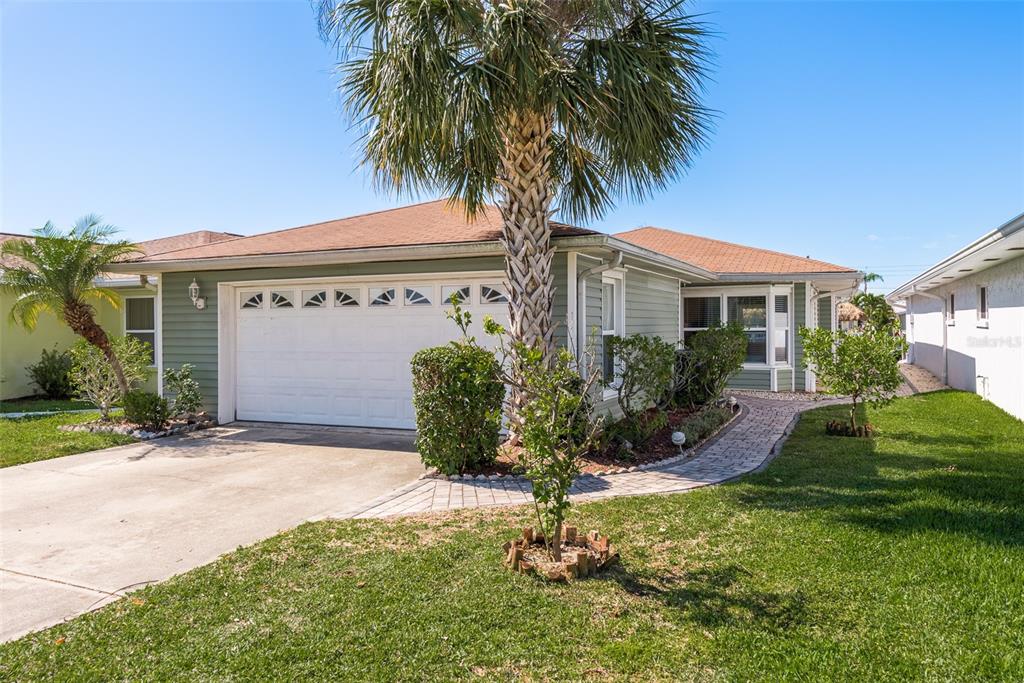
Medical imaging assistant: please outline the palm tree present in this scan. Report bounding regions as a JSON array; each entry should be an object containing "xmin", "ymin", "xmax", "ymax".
[
  {"xmin": 0, "ymin": 216, "xmax": 140, "ymax": 394},
  {"xmin": 862, "ymin": 272, "xmax": 883, "ymax": 293},
  {"xmin": 317, "ymin": 0, "xmax": 711, "ymax": 418}
]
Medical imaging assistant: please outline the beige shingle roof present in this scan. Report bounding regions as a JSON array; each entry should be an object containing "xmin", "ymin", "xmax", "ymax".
[
  {"xmin": 133, "ymin": 200, "xmax": 596, "ymax": 263},
  {"xmin": 614, "ymin": 226, "xmax": 856, "ymax": 274}
]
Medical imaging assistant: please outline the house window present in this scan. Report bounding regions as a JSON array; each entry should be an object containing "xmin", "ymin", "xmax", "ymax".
[
  {"xmin": 978, "ymin": 286, "xmax": 988, "ymax": 321},
  {"xmin": 480, "ymin": 284, "xmax": 508, "ymax": 304},
  {"xmin": 727, "ymin": 295, "xmax": 768, "ymax": 364},
  {"xmin": 334, "ymin": 288, "xmax": 360, "ymax": 307},
  {"xmin": 404, "ymin": 286, "xmax": 433, "ymax": 306},
  {"xmin": 369, "ymin": 287, "xmax": 396, "ymax": 307},
  {"xmin": 947, "ymin": 293, "xmax": 955, "ymax": 323},
  {"xmin": 601, "ymin": 274, "xmax": 623, "ymax": 384},
  {"xmin": 773, "ymin": 294, "xmax": 790, "ymax": 363},
  {"xmin": 240, "ymin": 291, "xmax": 263, "ymax": 309},
  {"xmin": 302, "ymin": 290, "xmax": 327, "ymax": 308},
  {"xmin": 682, "ymin": 296, "xmax": 721, "ymax": 346},
  {"xmin": 270, "ymin": 291, "xmax": 294, "ymax": 309},
  {"xmin": 441, "ymin": 285, "xmax": 470, "ymax": 305},
  {"xmin": 125, "ymin": 297, "xmax": 156, "ymax": 365}
]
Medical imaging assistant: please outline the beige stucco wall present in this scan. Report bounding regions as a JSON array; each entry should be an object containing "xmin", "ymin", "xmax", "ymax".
[{"xmin": 0, "ymin": 287, "xmax": 158, "ymax": 400}]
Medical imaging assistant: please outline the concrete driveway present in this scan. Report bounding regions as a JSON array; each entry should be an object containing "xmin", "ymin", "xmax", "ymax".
[{"xmin": 0, "ymin": 423, "xmax": 425, "ymax": 642}]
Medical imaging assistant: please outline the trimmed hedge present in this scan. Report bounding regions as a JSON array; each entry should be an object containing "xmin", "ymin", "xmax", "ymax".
[
  {"xmin": 123, "ymin": 390, "xmax": 169, "ymax": 431},
  {"xmin": 411, "ymin": 343, "xmax": 503, "ymax": 475}
]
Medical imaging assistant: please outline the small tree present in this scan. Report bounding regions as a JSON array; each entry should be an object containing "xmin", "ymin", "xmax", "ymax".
[
  {"xmin": 676, "ymin": 323, "xmax": 747, "ymax": 408},
  {"xmin": 69, "ymin": 336, "xmax": 152, "ymax": 420},
  {"xmin": 483, "ymin": 316, "xmax": 601, "ymax": 563},
  {"xmin": 163, "ymin": 364, "xmax": 204, "ymax": 417},
  {"xmin": 800, "ymin": 325, "xmax": 908, "ymax": 431},
  {"xmin": 605, "ymin": 334, "xmax": 676, "ymax": 446}
]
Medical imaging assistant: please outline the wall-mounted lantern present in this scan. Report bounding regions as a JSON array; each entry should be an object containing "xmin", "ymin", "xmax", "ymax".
[{"xmin": 189, "ymin": 278, "xmax": 206, "ymax": 310}]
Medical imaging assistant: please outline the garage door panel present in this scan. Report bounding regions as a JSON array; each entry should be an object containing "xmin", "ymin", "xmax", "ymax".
[{"xmin": 234, "ymin": 280, "xmax": 504, "ymax": 428}]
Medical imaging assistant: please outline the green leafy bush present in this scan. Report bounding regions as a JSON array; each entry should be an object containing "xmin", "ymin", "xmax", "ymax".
[
  {"xmin": 675, "ymin": 323, "xmax": 747, "ymax": 408},
  {"xmin": 411, "ymin": 342, "xmax": 503, "ymax": 476},
  {"xmin": 69, "ymin": 336, "xmax": 152, "ymax": 420},
  {"xmin": 605, "ymin": 334, "xmax": 677, "ymax": 447},
  {"xmin": 163, "ymin": 364, "xmax": 203, "ymax": 417},
  {"xmin": 123, "ymin": 390, "xmax": 170, "ymax": 431},
  {"xmin": 800, "ymin": 324, "xmax": 907, "ymax": 432},
  {"xmin": 675, "ymin": 406, "xmax": 732, "ymax": 445},
  {"xmin": 26, "ymin": 347, "xmax": 74, "ymax": 399}
]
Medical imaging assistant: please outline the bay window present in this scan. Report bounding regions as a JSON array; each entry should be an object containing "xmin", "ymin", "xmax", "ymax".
[
  {"xmin": 682, "ymin": 287, "xmax": 793, "ymax": 367},
  {"xmin": 727, "ymin": 295, "xmax": 767, "ymax": 364}
]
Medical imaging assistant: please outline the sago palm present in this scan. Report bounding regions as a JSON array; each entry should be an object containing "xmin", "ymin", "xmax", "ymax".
[
  {"xmin": 0, "ymin": 216, "xmax": 140, "ymax": 394},
  {"xmin": 317, "ymin": 0, "xmax": 711, "ymax": 418}
]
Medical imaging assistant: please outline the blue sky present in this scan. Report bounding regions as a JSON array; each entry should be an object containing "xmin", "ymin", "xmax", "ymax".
[{"xmin": 2, "ymin": 1, "xmax": 1022, "ymax": 293}]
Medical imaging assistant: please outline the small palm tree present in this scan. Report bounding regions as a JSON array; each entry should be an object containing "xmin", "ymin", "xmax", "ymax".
[
  {"xmin": 1, "ymin": 216, "xmax": 140, "ymax": 394},
  {"xmin": 862, "ymin": 272, "xmax": 883, "ymax": 293},
  {"xmin": 317, "ymin": 0, "xmax": 711, "ymax": 420}
]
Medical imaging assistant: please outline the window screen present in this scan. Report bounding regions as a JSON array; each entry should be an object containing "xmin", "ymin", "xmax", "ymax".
[{"xmin": 684, "ymin": 297, "xmax": 721, "ymax": 329}]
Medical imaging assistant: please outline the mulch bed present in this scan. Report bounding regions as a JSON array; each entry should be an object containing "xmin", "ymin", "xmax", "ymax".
[{"xmin": 434, "ymin": 403, "xmax": 739, "ymax": 480}]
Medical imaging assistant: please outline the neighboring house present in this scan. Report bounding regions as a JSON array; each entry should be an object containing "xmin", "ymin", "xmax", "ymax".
[
  {"xmin": 0, "ymin": 230, "xmax": 239, "ymax": 400},
  {"xmin": 108, "ymin": 200, "xmax": 861, "ymax": 429},
  {"xmin": 888, "ymin": 212, "xmax": 1024, "ymax": 420}
]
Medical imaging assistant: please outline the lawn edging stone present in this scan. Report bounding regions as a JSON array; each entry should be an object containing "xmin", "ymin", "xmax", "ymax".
[{"xmin": 59, "ymin": 415, "xmax": 217, "ymax": 441}]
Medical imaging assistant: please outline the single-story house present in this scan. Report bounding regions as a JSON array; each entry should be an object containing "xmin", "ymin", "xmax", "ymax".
[
  {"xmin": 107, "ymin": 200, "xmax": 862, "ymax": 429},
  {"xmin": 0, "ymin": 230, "xmax": 239, "ymax": 400},
  {"xmin": 888, "ymin": 212, "xmax": 1023, "ymax": 420}
]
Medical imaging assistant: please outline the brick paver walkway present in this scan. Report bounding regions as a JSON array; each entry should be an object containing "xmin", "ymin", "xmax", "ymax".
[{"xmin": 334, "ymin": 396, "xmax": 838, "ymax": 520}]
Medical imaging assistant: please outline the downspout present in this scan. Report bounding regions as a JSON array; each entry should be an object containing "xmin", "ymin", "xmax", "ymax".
[
  {"xmin": 912, "ymin": 286, "xmax": 947, "ymax": 384},
  {"xmin": 574, "ymin": 251, "xmax": 623, "ymax": 360}
]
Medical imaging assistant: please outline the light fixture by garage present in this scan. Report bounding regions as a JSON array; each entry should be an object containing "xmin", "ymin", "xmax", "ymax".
[{"xmin": 189, "ymin": 278, "xmax": 206, "ymax": 310}]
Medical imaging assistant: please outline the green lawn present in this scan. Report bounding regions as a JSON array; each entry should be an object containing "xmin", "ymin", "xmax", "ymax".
[
  {"xmin": 0, "ymin": 398, "xmax": 95, "ymax": 414},
  {"xmin": 0, "ymin": 412, "xmax": 135, "ymax": 468},
  {"xmin": 2, "ymin": 391, "xmax": 1022, "ymax": 681}
]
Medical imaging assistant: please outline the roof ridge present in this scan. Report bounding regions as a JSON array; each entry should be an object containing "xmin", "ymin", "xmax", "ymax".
[
  {"xmin": 616, "ymin": 225, "xmax": 852, "ymax": 271},
  {"xmin": 128, "ymin": 199, "xmax": 456, "ymax": 262}
]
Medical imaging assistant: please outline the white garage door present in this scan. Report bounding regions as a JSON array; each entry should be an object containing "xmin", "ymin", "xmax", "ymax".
[{"xmin": 233, "ymin": 278, "xmax": 507, "ymax": 429}]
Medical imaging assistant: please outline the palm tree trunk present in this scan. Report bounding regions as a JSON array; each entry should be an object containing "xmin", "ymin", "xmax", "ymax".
[
  {"xmin": 497, "ymin": 110, "xmax": 556, "ymax": 434},
  {"xmin": 63, "ymin": 301, "xmax": 130, "ymax": 395}
]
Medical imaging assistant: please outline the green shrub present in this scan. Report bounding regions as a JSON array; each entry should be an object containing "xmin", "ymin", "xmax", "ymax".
[
  {"xmin": 675, "ymin": 323, "xmax": 747, "ymax": 408},
  {"xmin": 605, "ymin": 334, "xmax": 677, "ymax": 447},
  {"xmin": 675, "ymin": 406, "xmax": 732, "ymax": 445},
  {"xmin": 163, "ymin": 363, "xmax": 203, "ymax": 416},
  {"xmin": 26, "ymin": 347, "xmax": 74, "ymax": 399},
  {"xmin": 800, "ymin": 323, "xmax": 907, "ymax": 432},
  {"xmin": 69, "ymin": 336, "xmax": 152, "ymax": 420},
  {"xmin": 411, "ymin": 343, "xmax": 503, "ymax": 475},
  {"xmin": 123, "ymin": 390, "xmax": 169, "ymax": 431}
]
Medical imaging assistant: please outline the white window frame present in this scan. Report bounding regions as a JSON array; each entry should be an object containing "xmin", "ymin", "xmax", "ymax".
[
  {"xmin": 977, "ymin": 285, "xmax": 989, "ymax": 328},
  {"xmin": 680, "ymin": 285, "xmax": 792, "ymax": 369},
  {"xmin": 947, "ymin": 292, "xmax": 956, "ymax": 325},
  {"xmin": 601, "ymin": 270, "xmax": 625, "ymax": 399},
  {"xmin": 123, "ymin": 295, "xmax": 157, "ymax": 368}
]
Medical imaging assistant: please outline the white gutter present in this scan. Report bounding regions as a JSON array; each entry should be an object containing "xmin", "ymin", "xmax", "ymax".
[{"xmin": 911, "ymin": 286, "xmax": 947, "ymax": 384}]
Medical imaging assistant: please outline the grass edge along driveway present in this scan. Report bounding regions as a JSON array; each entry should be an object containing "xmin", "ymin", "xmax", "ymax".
[
  {"xmin": 0, "ymin": 412, "xmax": 134, "ymax": 468},
  {"xmin": 1, "ymin": 390, "xmax": 1022, "ymax": 681}
]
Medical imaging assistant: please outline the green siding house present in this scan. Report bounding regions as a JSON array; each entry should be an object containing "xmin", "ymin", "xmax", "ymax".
[{"xmin": 107, "ymin": 201, "xmax": 862, "ymax": 428}]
